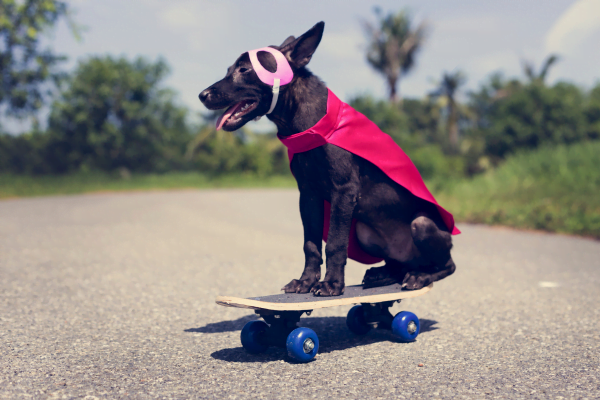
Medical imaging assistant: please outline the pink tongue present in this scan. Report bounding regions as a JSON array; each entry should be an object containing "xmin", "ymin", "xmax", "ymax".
[{"xmin": 215, "ymin": 102, "xmax": 244, "ymax": 131}]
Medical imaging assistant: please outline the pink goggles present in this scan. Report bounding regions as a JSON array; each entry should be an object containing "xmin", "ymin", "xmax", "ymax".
[{"xmin": 247, "ymin": 47, "xmax": 294, "ymax": 115}]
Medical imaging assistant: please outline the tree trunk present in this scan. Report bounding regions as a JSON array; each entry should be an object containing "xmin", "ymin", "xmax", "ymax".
[
  {"xmin": 388, "ymin": 76, "xmax": 400, "ymax": 103},
  {"xmin": 448, "ymin": 99, "xmax": 459, "ymax": 148}
]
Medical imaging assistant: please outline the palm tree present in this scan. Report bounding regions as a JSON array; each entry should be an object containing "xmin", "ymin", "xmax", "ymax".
[
  {"xmin": 430, "ymin": 71, "xmax": 467, "ymax": 148},
  {"xmin": 522, "ymin": 54, "xmax": 560, "ymax": 84},
  {"xmin": 362, "ymin": 8, "xmax": 427, "ymax": 103}
]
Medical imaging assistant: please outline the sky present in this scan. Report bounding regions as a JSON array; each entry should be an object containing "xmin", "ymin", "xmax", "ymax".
[{"xmin": 6, "ymin": 0, "xmax": 600, "ymax": 133}]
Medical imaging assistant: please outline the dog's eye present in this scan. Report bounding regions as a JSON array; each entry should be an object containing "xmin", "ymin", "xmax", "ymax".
[{"xmin": 239, "ymin": 67, "xmax": 249, "ymax": 73}]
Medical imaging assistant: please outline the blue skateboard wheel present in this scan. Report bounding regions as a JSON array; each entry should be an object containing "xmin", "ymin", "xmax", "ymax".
[
  {"xmin": 392, "ymin": 311, "xmax": 420, "ymax": 342},
  {"xmin": 240, "ymin": 320, "xmax": 269, "ymax": 354},
  {"xmin": 286, "ymin": 327, "xmax": 319, "ymax": 362},
  {"xmin": 346, "ymin": 305, "xmax": 371, "ymax": 335}
]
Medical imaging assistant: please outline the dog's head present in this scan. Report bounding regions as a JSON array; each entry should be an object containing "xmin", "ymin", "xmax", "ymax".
[{"xmin": 199, "ymin": 21, "xmax": 325, "ymax": 131}]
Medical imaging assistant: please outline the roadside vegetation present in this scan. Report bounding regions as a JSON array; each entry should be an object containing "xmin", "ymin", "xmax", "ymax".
[
  {"xmin": 434, "ymin": 141, "xmax": 600, "ymax": 238},
  {"xmin": 0, "ymin": 2, "xmax": 598, "ymax": 238},
  {"xmin": 2, "ymin": 141, "xmax": 598, "ymax": 238},
  {"xmin": 0, "ymin": 172, "xmax": 296, "ymax": 199}
]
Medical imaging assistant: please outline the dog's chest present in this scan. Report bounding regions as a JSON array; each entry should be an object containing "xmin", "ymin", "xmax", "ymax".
[{"xmin": 291, "ymin": 144, "xmax": 357, "ymax": 199}]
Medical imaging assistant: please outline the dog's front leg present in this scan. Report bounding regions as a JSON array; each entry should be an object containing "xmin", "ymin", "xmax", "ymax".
[
  {"xmin": 311, "ymin": 187, "xmax": 357, "ymax": 296},
  {"xmin": 282, "ymin": 188, "xmax": 324, "ymax": 293}
]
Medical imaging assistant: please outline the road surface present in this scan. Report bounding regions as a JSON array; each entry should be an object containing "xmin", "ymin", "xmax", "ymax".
[{"xmin": 1, "ymin": 190, "xmax": 599, "ymax": 398}]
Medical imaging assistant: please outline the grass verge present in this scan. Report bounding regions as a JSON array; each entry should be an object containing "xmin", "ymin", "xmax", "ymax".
[
  {"xmin": 0, "ymin": 172, "xmax": 296, "ymax": 199},
  {"xmin": 434, "ymin": 141, "xmax": 600, "ymax": 238}
]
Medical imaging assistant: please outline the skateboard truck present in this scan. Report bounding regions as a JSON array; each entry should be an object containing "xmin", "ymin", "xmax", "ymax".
[
  {"xmin": 239, "ymin": 309, "xmax": 319, "ymax": 362},
  {"xmin": 254, "ymin": 310, "xmax": 310, "ymax": 348},
  {"xmin": 360, "ymin": 301, "xmax": 395, "ymax": 329}
]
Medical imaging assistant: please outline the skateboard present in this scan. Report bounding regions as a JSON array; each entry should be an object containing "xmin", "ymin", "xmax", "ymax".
[{"xmin": 216, "ymin": 283, "xmax": 432, "ymax": 362}]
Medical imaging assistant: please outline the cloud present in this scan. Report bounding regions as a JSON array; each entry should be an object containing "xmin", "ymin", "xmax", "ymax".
[{"xmin": 545, "ymin": 0, "xmax": 600, "ymax": 55}]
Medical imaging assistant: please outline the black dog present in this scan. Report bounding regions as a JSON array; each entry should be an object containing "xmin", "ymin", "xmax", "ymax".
[{"xmin": 199, "ymin": 22, "xmax": 456, "ymax": 296}]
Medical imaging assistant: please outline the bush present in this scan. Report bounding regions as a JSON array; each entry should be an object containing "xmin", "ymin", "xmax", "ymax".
[
  {"xmin": 585, "ymin": 83, "xmax": 600, "ymax": 140},
  {"xmin": 0, "ymin": 132, "xmax": 50, "ymax": 174},
  {"xmin": 435, "ymin": 141, "xmax": 600, "ymax": 237},
  {"xmin": 408, "ymin": 145, "xmax": 465, "ymax": 180},
  {"xmin": 45, "ymin": 55, "xmax": 192, "ymax": 173},
  {"xmin": 471, "ymin": 80, "xmax": 591, "ymax": 159},
  {"xmin": 186, "ymin": 128, "xmax": 290, "ymax": 177}
]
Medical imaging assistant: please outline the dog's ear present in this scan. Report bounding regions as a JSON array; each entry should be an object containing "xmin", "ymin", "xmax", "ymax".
[
  {"xmin": 280, "ymin": 35, "xmax": 296, "ymax": 47},
  {"xmin": 281, "ymin": 21, "xmax": 325, "ymax": 69}
]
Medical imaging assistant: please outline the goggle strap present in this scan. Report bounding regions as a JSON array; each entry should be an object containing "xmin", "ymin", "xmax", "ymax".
[{"xmin": 266, "ymin": 78, "xmax": 280, "ymax": 115}]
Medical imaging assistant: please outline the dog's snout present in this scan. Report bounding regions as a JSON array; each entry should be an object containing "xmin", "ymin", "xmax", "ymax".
[{"xmin": 199, "ymin": 89, "xmax": 211, "ymax": 104}]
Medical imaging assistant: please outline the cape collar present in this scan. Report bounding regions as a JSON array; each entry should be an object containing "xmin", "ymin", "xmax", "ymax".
[{"xmin": 277, "ymin": 89, "xmax": 342, "ymax": 154}]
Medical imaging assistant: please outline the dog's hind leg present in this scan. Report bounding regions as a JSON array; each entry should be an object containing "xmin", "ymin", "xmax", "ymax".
[
  {"xmin": 363, "ymin": 259, "xmax": 408, "ymax": 288},
  {"xmin": 401, "ymin": 213, "xmax": 456, "ymax": 290},
  {"xmin": 362, "ymin": 213, "xmax": 456, "ymax": 290},
  {"xmin": 411, "ymin": 213, "xmax": 452, "ymax": 263},
  {"xmin": 401, "ymin": 257, "xmax": 456, "ymax": 290},
  {"xmin": 357, "ymin": 221, "xmax": 411, "ymax": 288},
  {"xmin": 357, "ymin": 221, "xmax": 416, "ymax": 288}
]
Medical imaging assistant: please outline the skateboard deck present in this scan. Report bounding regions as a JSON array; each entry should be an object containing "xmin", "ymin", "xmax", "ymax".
[{"xmin": 216, "ymin": 283, "xmax": 432, "ymax": 311}]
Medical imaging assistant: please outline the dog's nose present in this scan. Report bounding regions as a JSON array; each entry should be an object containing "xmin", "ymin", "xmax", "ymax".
[{"xmin": 199, "ymin": 89, "xmax": 210, "ymax": 103}]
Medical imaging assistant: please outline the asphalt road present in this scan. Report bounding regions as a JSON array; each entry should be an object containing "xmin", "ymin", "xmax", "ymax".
[{"xmin": 1, "ymin": 189, "xmax": 599, "ymax": 399}]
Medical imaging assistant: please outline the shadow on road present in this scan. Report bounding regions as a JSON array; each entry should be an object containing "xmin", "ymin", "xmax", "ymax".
[
  {"xmin": 186, "ymin": 315, "xmax": 439, "ymax": 364},
  {"xmin": 184, "ymin": 314, "xmax": 257, "ymax": 333}
]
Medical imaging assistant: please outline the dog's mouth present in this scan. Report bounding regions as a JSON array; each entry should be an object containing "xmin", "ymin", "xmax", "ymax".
[{"xmin": 215, "ymin": 99, "xmax": 258, "ymax": 131}]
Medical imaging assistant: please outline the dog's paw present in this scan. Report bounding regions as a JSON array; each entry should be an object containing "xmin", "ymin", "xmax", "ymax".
[
  {"xmin": 362, "ymin": 266, "xmax": 399, "ymax": 289},
  {"xmin": 401, "ymin": 271, "xmax": 432, "ymax": 290},
  {"xmin": 282, "ymin": 278, "xmax": 317, "ymax": 294},
  {"xmin": 311, "ymin": 281, "xmax": 344, "ymax": 296}
]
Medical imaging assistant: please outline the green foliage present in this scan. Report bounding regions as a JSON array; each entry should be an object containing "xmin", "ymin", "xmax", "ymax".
[
  {"xmin": 0, "ymin": 131, "xmax": 49, "ymax": 173},
  {"xmin": 585, "ymin": 83, "xmax": 600, "ymax": 140},
  {"xmin": 522, "ymin": 54, "xmax": 560, "ymax": 85},
  {"xmin": 409, "ymin": 145, "xmax": 465, "ymax": 180},
  {"xmin": 470, "ymin": 77, "xmax": 591, "ymax": 160},
  {"xmin": 435, "ymin": 141, "xmax": 600, "ymax": 238},
  {"xmin": 401, "ymin": 98, "xmax": 442, "ymax": 143},
  {"xmin": 45, "ymin": 55, "xmax": 192, "ymax": 173},
  {"xmin": 185, "ymin": 127, "xmax": 289, "ymax": 177},
  {"xmin": 0, "ymin": 0, "xmax": 78, "ymax": 117}
]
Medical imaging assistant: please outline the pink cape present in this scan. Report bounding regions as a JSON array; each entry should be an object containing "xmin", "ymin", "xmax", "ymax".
[{"xmin": 278, "ymin": 89, "xmax": 460, "ymax": 264}]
